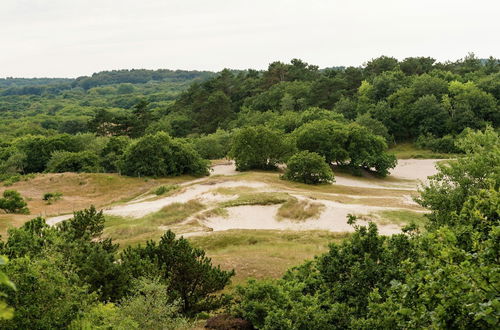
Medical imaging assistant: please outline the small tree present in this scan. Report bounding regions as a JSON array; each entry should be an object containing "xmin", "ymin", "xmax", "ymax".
[
  {"xmin": 283, "ymin": 151, "xmax": 334, "ymax": 184},
  {"xmin": 0, "ymin": 190, "xmax": 29, "ymax": 214}
]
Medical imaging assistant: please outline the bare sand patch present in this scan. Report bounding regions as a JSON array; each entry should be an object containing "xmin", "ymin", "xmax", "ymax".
[{"xmin": 202, "ymin": 199, "xmax": 402, "ymax": 236}]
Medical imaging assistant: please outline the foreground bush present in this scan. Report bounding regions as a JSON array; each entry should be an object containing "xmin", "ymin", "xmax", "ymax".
[{"xmin": 283, "ymin": 151, "xmax": 334, "ymax": 184}]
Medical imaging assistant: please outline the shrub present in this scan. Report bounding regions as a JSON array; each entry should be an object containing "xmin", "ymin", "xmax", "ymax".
[
  {"xmin": 43, "ymin": 192, "xmax": 63, "ymax": 204},
  {"xmin": 0, "ymin": 190, "xmax": 29, "ymax": 214},
  {"xmin": 120, "ymin": 132, "xmax": 209, "ymax": 177},
  {"xmin": 283, "ymin": 151, "xmax": 334, "ymax": 184},
  {"xmin": 46, "ymin": 151, "xmax": 102, "ymax": 173},
  {"xmin": 416, "ymin": 134, "xmax": 462, "ymax": 154},
  {"xmin": 153, "ymin": 185, "xmax": 178, "ymax": 196}
]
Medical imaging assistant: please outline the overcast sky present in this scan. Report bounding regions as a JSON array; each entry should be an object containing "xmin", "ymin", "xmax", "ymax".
[{"xmin": 1, "ymin": 0, "xmax": 499, "ymax": 78}]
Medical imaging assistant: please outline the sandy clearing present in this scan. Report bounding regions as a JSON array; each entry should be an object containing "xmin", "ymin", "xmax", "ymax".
[
  {"xmin": 47, "ymin": 159, "xmax": 439, "ymax": 231},
  {"xmin": 47, "ymin": 180, "xmax": 268, "ymax": 225},
  {"xmin": 201, "ymin": 198, "xmax": 402, "ymax": 236},
  {"xmin": 389, "ymin": 159, "xmax": 441, "ymax": 183}
]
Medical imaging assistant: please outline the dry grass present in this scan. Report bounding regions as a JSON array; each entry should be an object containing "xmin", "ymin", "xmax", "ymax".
[
  {"xmin": 220, "ymin": 192, "xmax": 290, "ymax": 208},
  {"xmin": 103, "ymin": 200, "xmax": 205, "ymax": 247},
  {"xmin": 189, "ymin": 229, "xmax": 349, "ymax": 286},
  {"xmin": 0, "ymin": 172, "xmax": 196, "ymax": 237},
  {"xmin": 276, "ymin": 198, "xmax": 325, "ymax": 221}
]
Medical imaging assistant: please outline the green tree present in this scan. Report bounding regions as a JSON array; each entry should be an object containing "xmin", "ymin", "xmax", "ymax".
[
  {"xmin": 294, "ymin": 119, "xmax": 349, "ymax": 165},
  {"xmin": 121, "ymin": 231, "xmax": 234, "ymax": 314},
  {"xmin": 229, "ymin": 126, "xmax": 295, "ymax": 171},
  {"xmin": 46, "ymin": 150, "xmax": 102, "ymax": 173},
  {"xmin": 120, "ymin": 132, "xmax": 209, "ymax": 177},
  {"xmin": 283, "ymin": 151, "xmax": 334, "ymax": 184}
]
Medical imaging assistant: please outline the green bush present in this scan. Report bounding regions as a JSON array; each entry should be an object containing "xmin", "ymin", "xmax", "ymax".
[
  {"xmin": 46, "ymin": 151, "xmax": 102, "ymax": 173},
  {"xmin": 283, "ymin": 151, "xmax": 334, "ymax": 184},
  {"xmin": 0, "ymin": 190, "xmax": 29, "ymax": 214},
  {"xmin": 153, "ymin": 185, "xmax": 178, "ymax": 196},
  {"xmin": 416, "ymin": 134, "xmax": 462, "ymax": 154},
  {"xmin": 120, "ymin": 132, "xmax": 209, "ymax": 177},
  {"xmin": 43, "ymin": 192, "xmax": 63, "ymax": 204}
]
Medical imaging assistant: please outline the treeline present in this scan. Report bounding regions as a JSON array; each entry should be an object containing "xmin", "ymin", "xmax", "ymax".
[
  {"xmin": 163, "ymin": 54, "xmax": 499, "ymax": 143},
  {"xmin": 0, "ymin": 127, "xmax": 497, "ymax": 329},
  {"xmin": 0, "ymin": 69, "xmax": 214, "ymax": 96}
]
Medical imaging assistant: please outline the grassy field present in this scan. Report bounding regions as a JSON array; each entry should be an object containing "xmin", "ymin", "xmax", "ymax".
[
  {"xmin": 389, "ymin": 142, "xmax": 457, "ymax": 159},
  {"xmin": 0, "ymin": 172, "xmax": 196, "ymax": 237},
  {"xmin": 103, "ymin": 200, "xmax": 206, "ymax": 247},
  {"xmin": 189, "ymin": 229, "xmax": 349, "ymax": 286},
  {"xmin": 375, "ymin": 209, "xmax": 429, "ymax": 229}
]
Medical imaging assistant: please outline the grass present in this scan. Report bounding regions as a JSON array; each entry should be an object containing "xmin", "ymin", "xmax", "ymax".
[
  {"xmin": 276, "ymin": 198, "xmax": 325, "ymax": 221},
  {"xmin": 220, "ymin": 192, "xmax": 291, "ymax": 208},
  {"xmin": 375, "ymin": 210, "xmax": 429, "ymax": 229},
  {"xmin": 0, "ymin": 172, "xmax": 197, "ymax": 237},
  {"xmin": 104, "ymin": 200, "xmax": 205, "ymax": 247},
  {"xmin": 189, "ymin": 229, "xmax": 350, "ymax": 286},
  {"xmin": 389, "ymin": 143, "xmax": 456, "ymax": 159},
  {"xmin": 152, "ymin": 184, "xmax": 179, "ymax": 196}
]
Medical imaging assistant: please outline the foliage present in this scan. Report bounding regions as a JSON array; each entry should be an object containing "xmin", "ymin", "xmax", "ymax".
[
  {"xmin": 231, "ymin": 127, "xmax": 500, "ymax": 329},
  {"xmin": 0, "ymin": 256, "xmax": 14, "ymax": 320},
  {"xmin": 120, "ymin": 132, "xmax": 209, "ymax": 177},
  {"xmin": 121, "ymin": 230, "xmax": 235, "ymax": 315},
  {"xmin": 0, "ymin": 190, "xmax": 29, "ymax": 214},
  {"xmin": 46, "ymin": 150, "xmax": 102, "ymax": 173},
  {"xmin": 417, "ymin": 126, "xmax": 500, "ymax": 228},
  {"xmin": 229, "ymin": 126, "xmax": 295, "ymax": 171},
  {"xmin": 153, "ymin": 184, "xmax": 178, "ymax": 196},
  {"xmin": 43, "ymin": 192, "xmax": 63, "ymax": 204},
  {"xmin": 283, "ymin": 150, "xmax": 334, "ymax": 184}
]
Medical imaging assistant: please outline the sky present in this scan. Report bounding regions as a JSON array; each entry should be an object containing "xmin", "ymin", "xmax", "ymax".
[{"xmin": 1, "ymin": 0, "xmax": 499, "ymax": 78}]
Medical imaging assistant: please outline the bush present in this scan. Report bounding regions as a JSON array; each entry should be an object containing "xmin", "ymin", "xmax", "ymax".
[
  {"xmin": 192, "ymin": 130, "xmax": 232, "ymax": 159},
  {"xmin": 153, "ymin": 185, "xmax": 178, "ymax": 196},
  {"xmin": 46, "ymin": 151, "xmax": 102, "ymax": 173},
  {"xmin": 0, "ymin": 190, "xmax": 29, "ymax": 214},
  {"xmin": 120, "ymin": 132, "xmax": 209, "ymax": 177},
  {"xmin": 416, "ymin": 134, "xmax": 462, "ymax": 154},
  {"xmin": 283, "ymin": 151, "xmax": 334, "ymax": 184},
  {"xmin": 43, "ymin": 192, "xmax": 63, "ymax": 204}
]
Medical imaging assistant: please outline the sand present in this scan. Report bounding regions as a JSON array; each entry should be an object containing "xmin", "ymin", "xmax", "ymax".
[{"xmin": 47, "ymin": 159, "xmax": 440, "ymax": 235}]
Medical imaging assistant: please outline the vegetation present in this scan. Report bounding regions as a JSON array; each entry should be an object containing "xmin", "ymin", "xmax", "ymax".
[
  {"xmin": 283, "ymin": 150, "xmax": 334, "ymax": 184},
  {"xmin": 276, "ymin": 198, "xmax": 325, "ymax": 221},
  {"xmin": 0, "ymin": 55, "xmax": 498, "ymax": 328},
  {"xmin": 0, "ymin": 207, "xmax": 233, "ymax": 328},
  {"xmin": 229, "ymin": 128, "xmax": 500, "ymax": 329},
  {"xmin": 42, "ymin": 192, "xmax": 63, "ymax": 204},
  {"xmin": 2, "ymin": 54, "xmax": 497, "ymax": 183},
  {"xmin": 0, "ymin": 190, "xmax": 29, "ymax": 214}
]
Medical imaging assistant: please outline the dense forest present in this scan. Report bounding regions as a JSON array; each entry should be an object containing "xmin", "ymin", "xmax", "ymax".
[
  {"xmin": 0, "ymin": 54, "xmax": 499, "ymax": 328},
  {"xmin": 1, "ymin": 53, "xmax": 498, "ymax": 182}
]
